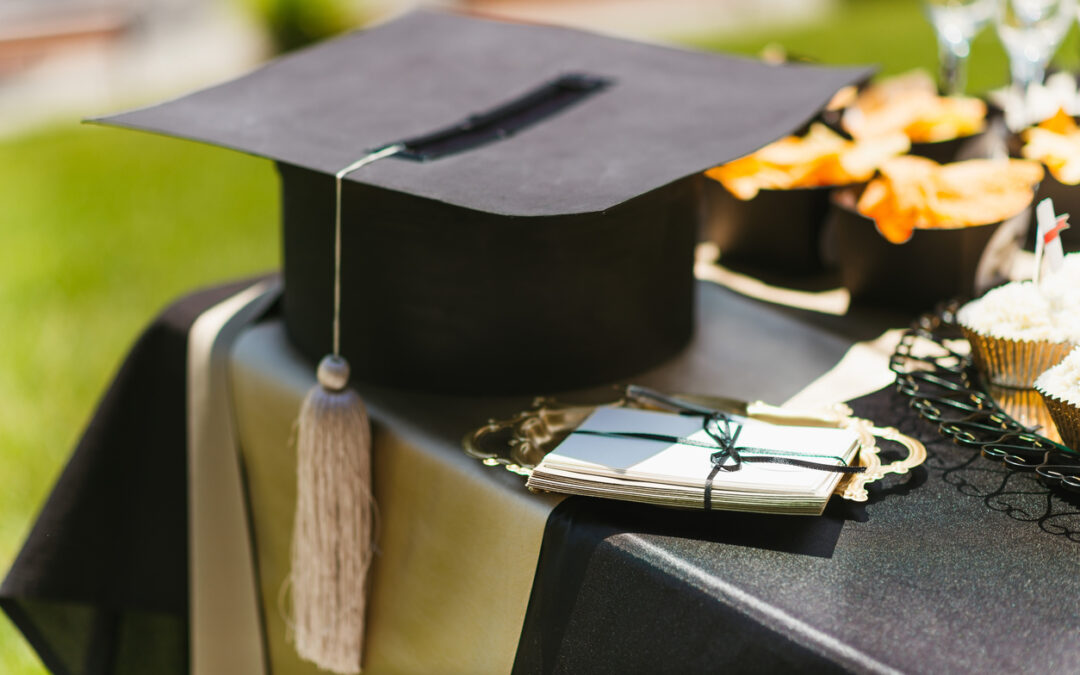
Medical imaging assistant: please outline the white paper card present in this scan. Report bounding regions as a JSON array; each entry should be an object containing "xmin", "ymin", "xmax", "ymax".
[{"xmin": 541, "ymin": 406, "xmax": 860, "ymax": 498}]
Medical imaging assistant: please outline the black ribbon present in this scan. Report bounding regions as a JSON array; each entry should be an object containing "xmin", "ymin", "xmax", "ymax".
[{"xmin": 573, "ymin": 387, "xmax": 865, "ymax": 511}]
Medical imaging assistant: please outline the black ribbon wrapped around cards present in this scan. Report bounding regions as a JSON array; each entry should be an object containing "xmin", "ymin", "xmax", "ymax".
[{"xmin": 573, "ymin": 388, "xmax": 864, "ymax": 511}]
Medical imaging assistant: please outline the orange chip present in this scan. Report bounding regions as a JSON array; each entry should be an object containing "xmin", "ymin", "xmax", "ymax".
[
  {"xmin": 842, "ymin": 70, "xmax": 986, "ymax": 143},
  {"xmin": 826, "ymin": 85, "xmax": 858, "ymax": 112},
  {"xmin": 1039, "ymin": 108, "xmax": 1077, "ymax": 135},
  {"xmin": 856, "ymin": 157, "xmax": 1043, "ymax": 243},
  {"xmin": 903, "ymin": 96, "xmax": 987, "ymax": 143},
  {"xmin": 706, "ymin": 123, "xmax": 909, "ymax": 200},
  {"xmin": 1021, "ymin": 109, "xmax": 1080, "ymax": 185}
]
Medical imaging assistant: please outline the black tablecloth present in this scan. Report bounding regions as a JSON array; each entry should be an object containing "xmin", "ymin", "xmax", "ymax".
[
  {"xmin": 6, "ymin": 279, "xmax": 1080, "ymax": 674},
  {"xmin": 513, "ymin": 385, "xmax": 1080, "ymax": 673},
  {"xmin": 0, "ymin": 280, "xmax": 259, "ymax": 675}
]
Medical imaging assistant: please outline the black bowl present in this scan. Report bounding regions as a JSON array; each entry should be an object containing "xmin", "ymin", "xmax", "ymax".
[
  {"xmin": 703, "ymin": 181, "xmax": 834, "ymax": 274},
  {"xmin": 825, "ymin": 188, "xmax": 1025, "ymax": 311},
  {"xmin": 909, "ymin": 131, "xmax": 987, "ymax": 164}
]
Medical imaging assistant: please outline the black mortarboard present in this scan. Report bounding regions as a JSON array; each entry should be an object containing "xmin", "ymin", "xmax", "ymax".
[
  {"xmin": 99, "ymin": 17, "xmax": 873, "ymax": 669},
  {"xmin": 98, "ymin": 9, "xmax": 871, "ymax": 393}
]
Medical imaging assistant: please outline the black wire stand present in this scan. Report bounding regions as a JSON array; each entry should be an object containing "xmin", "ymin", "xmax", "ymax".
[{"xmin": 890, "ymin": 301, "xmax": 1080, "ymax": 494}]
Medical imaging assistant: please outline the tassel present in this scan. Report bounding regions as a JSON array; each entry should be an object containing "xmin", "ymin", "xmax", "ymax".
[
  {"xmin": 291, "ymin": 354, "xmax": 374, "ymax": 674},
  {"xmin": 288, "ymin": 146, "xmax": 400, "ymax": 672}
]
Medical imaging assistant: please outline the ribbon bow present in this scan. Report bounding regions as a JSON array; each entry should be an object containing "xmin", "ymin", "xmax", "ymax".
[{"xmin": 620, "ymin": 386, "xmax": 865, "ymax": 510}]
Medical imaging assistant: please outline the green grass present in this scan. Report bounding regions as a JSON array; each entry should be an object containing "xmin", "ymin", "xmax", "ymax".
[
  {"xmin": 3, "ymin": 0, "xmax": 1079, "ymax": 671},
  {"xmin": 0, "ymin": 126, "xmax": 277, "ymax": 673}
]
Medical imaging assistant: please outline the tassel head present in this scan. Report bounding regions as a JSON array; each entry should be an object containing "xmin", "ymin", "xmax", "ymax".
[
  {"xmin": 291, "ymin": 354, "xmax": 374, "ymax": 674},
  {"xmin": 318, "ymin": 354, "xmax": 351, "ymax": 392}
]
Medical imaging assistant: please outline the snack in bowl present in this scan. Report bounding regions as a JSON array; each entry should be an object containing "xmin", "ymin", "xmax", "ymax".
[
  {"xmin": 842, "ymin": 70, "xmax": 987, "ymax": 145},
  {"xmin": 957, "ymin": 257, "xmax": 1080, "ymax": 388},
  {"xmin": 1018, "ymin": 109, "xmax": 1080, "ymax": 251},
  {"xmin": 706, "ymin": 122, "xmax": 909, "ymax": 200},
  {"xmin": 1021, "ymin": 108, "xmax": 1080, "ymax": 185},
  {"xmin": 855, "ymin": 155, "xmax": 1044, "ymax": 244},
  {"xmin": 988, "ymin": 71, "xmax": 1080, "ymax": 134},
  {"xmin": 828, "ymin": 159, "xmax": 1042, "ymax": 310},
  {"xmin": 1035, "ymin": 347, "xmax": 1080, "ymax": 450},
  {"xmin": 704, "ymin": 123, "xmax": 909, "ymax": 273}
]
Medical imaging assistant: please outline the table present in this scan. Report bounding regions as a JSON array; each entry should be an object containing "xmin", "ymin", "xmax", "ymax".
[{"xmin": 5, "ymin": 276, "xmax": 1080, "ymax": 674}]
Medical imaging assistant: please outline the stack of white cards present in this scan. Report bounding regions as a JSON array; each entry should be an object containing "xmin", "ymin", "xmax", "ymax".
[{"xmin": 526, "ymin": 406, "xmax": 861, "ymax": 515}]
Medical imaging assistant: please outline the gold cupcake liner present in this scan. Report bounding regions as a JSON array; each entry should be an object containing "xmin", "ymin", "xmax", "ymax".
[
  {"xmin": 1036, "ymin": 387, "xmax": 1080, "ymax": 451},
  {"xmin": 985, "ymin": 383, "xmax": 1061, "ymax": 444},
  {"xmin": 959, "ymin": 325, "xmax": 1073, "ymax": 389}
]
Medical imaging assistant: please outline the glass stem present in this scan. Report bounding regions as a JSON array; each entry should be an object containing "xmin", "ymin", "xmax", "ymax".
[
  {"xmin": 1010, "ymin": 56, "xmax": 1047, "ymax": 126},
  {"xmin": 1010, "ymin": 56, "xmax": 1042, "ymax": 95},
  {"xmin": 938, "ymin": 40, "xmax": 967, "ymax": 95},
  {"xmin": 1030, "ymin": 61, "xmax": 1047, "ymax": 91}
]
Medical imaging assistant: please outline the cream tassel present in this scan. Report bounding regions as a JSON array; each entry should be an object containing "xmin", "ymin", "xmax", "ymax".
[
  {"xmin": 291, "ymin": 354, "xmax": 374, "ymax": 674},
  {"xmin": 289, "ymin": 145, "xmax": 401, "ymax": 672}
]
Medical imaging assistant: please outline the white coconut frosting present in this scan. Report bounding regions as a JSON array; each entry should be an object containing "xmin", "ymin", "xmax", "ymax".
[
  {"xmin": 957, "ymin": 254, "xmax": 1080, "ymax": 343},
  {"xmin": 1036, "ymin": 347, "xmax": 1080, "ymax": 406},
  {"xmin": 1043, "ymin": 253, "xmax": 1080, "ymax": 308}
]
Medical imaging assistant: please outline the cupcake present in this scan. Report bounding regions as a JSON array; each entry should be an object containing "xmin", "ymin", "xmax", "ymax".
[
  {"xmin": 1035, "ymin": 348, "xmax": 1080, "ymax": 450},
  {"xmin": 957, "ymin": 270, "xmax": 1080, "ymax": 387}
]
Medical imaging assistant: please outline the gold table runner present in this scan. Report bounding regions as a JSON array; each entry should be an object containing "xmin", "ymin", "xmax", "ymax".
[
  {"xmin": 229, "ymin": 322, "xmax": 562, "ymax": 674},
  {"xmin": 209, "ymin": 277, "xmax": 902, "ymax": 673}
]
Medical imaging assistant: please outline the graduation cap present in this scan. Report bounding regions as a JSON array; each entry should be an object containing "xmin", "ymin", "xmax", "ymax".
[
  {"xmin": 99, "ymin": 9, "xmax": 869, "ymax": 394},
  {"xmin": 97, "ymin": 11, "xmax": 870, "ymax": 673}
]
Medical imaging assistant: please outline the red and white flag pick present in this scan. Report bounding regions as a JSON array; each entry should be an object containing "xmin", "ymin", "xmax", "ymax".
[{"xmin": 1034, "ymin": 198, "xmax": 1069, "ymax": 286}]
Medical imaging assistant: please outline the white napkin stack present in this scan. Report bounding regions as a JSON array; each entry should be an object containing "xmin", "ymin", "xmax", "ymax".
[{"xmin": 526, "ymin": 406, "xmax": 861, "ymax": 515}]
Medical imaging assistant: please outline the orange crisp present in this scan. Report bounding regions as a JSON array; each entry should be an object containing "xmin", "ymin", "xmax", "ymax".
[
  {"xmin": 856, "ymin": 156, "xmax": 1043, "ymax": 244},
  {"xmin": 1022, "ymin": 108, "xmax": 1080, "ymax": 185},
  {"xmin": 842, "ymin": 70, "xmax": 986, "ymax": 143},
  {"xmin": 706, "ymin": 123, "xmax": 909, "ymax": 200}
]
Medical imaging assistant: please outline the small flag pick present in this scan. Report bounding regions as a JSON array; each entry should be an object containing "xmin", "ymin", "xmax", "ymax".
[{"xmin": 1034, "ymin": 198, "xmax": 1069, "ymax": 286}]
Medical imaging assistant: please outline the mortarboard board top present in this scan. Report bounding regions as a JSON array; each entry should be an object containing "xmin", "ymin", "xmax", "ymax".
[
  {"xmin": 97, "ymin": 9, "xmax": 871, "ymax": 218},
  {"xmin": 96, "ymin": 10, "xmax": 872, "ymax": 393}
]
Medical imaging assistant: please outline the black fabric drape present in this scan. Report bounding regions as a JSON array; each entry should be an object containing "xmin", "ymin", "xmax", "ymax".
[
  {"xmin": 511, "ymin": 388, "xmax": 901, "ymax": 674},
  {"xmin": 512, "ymin": 481, "xmax": 850, "ymax": 674},
  {"xmin": 511, "ymin": 385, "xmax": 1080, "ymax": 674},
  {"xmin": 12, "ymin": 279, "xmax": 1080, "ymax": 675},
  {"xmin": 1, "ymin": 279, "xmax": 265, "ymax": 675}
]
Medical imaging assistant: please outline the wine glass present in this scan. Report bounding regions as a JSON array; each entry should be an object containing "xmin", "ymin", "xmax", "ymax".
[
  {"xmin": 996, "ymin": 0, "xmax": 1075, "ymax": 100},
  {"xmin": 924, "ymin": 0, "xmax": 996, "ymax": 94}
]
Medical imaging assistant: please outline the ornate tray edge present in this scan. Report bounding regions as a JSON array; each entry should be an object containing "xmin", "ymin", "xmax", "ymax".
[{"xmin": 463, "ymin": 389, "xmax": 926, "ymax": 503}]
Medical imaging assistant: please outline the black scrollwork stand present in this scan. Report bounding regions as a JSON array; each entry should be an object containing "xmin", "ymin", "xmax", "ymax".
[{"xmin": 891, "ymin": 301, "xmax": 1080, "ymax": 496}]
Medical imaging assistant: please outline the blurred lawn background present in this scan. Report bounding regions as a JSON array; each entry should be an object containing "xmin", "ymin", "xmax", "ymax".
[{"xmin": 1, "ymin": 0, "xmax": 1076, "ymax": 672}]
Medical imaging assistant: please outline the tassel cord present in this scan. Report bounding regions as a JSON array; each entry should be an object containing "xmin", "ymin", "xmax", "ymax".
[{"xmin": 332, "ymin": 144, "xmax": 403, "ymax": 357}]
